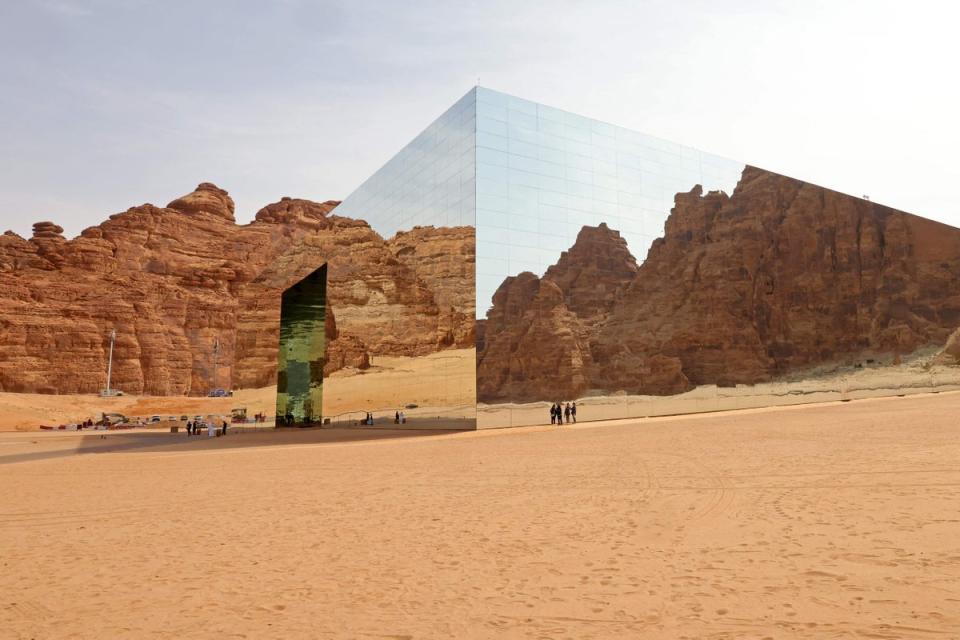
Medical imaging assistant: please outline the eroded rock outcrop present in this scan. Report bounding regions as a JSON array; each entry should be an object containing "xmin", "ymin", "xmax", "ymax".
[
  {"xmin": 933, "ymin": 327, "xmax": 960, "ymax": 365},
  {"xmin": 478, "ymin": 166, "xmax": 960, "ymax": 402},
  {"xmin": 232, "ymin": 217, "xmax": 475, "ymax": 389},
  {"xmin": 389, "ymin": 226, "xmax": 477, "ymax": 348},
  {"xmin": 0, "ymin": 185, "xmax": 475, "ymax": 395},
  {"xmin": 477, "ymin": 225, "xmax": 639, "ymax": 402}
]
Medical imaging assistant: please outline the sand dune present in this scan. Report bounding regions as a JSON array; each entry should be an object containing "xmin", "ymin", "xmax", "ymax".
[{"xmin": 2, "ymin": 392, "xmax": 960, "ymax": 638}]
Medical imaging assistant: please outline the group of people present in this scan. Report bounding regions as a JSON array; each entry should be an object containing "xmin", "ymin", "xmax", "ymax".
[
  {"xmin": 550, "ymin": 402, "xmax": 577, "ymax": 425},
  {"xmin": 393, "ymin": 410, "xmax": 407, "ymax": 424},
  {"xmin": 185, "ymin": 419, "xmax": 229, "ymax": 436}
]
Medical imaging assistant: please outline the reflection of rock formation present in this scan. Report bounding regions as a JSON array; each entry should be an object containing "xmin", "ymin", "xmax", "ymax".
[
  {"xmin": 389, "ymin": 226, "xmax": 477, "ymax": 348},
  {"xmin": 477, "ymin": 226, "xmax": 645, "ymax": 402},
  {"xmin": 233, "ymin": 214, "xmax": 476, "ymax": 389},
  {"xmin": 478, "ymin": 165, "xmax": 960, "ymax": 402},
  {"xmin": 0, "ymin": 185, "xmax": 475, "ymax": 395}
]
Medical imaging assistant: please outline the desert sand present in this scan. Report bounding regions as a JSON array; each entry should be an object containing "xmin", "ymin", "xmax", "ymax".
[
  {"xmin": 480, "ymin": 356, "xmax": 960, "ymax": 428},
  {"xmin": 0, "ymin": 349, "xmax": 477, "ymax": 431},
  {"xmin": 2, "ymin": 392, "xmax": 959, "ymax": 638}
]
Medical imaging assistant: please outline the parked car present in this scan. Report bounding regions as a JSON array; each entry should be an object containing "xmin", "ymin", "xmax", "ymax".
[
  {"xmin": 207, "ymin": 388, "xmax": 232, "ymax": 398},
  {"xmin": 179, "ymin": 415, "xmax": 189, "ymax": 421},
  {"xmin": 148, "ymin": 415, "xmax": 161, "ymax": 424}
]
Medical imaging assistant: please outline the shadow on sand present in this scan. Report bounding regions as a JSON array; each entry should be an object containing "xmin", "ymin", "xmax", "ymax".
[{"xmin": 0, "ymin": 423, "xmax": 472, "ymax": 466}]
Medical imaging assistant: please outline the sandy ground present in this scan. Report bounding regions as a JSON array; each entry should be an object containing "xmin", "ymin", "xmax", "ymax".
[
  {"xmin": 0, "ymin": 349, "xmax": 477, "ymax": 431},
  {"xmin": 480, "ymin": 359, "xmax": 960, "ymax": 428},
  {"xmin": 2, "ymin": 392, "xmax": 959, "ymax": 638}
]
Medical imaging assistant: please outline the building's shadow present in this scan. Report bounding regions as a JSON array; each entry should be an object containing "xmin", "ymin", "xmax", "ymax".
[{"xmin": 0, "ymin": 423, "xmax": 472, "ymax": 466}]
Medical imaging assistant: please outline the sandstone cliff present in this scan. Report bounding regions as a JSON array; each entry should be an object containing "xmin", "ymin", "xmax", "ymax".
[
  {"xmin": 478, "ymin": 166, "xmax": 960, "ymax": 402},
  {"xmin": 0, "ymin": 186, "xmax": 475, "ymax": 395}
]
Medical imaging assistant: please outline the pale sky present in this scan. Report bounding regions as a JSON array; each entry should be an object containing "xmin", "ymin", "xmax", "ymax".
[{"xmin": 1, "ymin": 0, "xmax": 958, "ymax": 239}]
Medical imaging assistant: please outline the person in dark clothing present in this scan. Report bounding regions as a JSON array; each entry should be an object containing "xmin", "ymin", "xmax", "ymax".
[
  {"xmin": 571, "ymin": 402, "xmax": 577, "ymax": 423},
  {"xmin": 186, "ymin": 420, "xmax": 193, "ymax": 436},
  {"xmin": 549, "ymin": 404, "xmax": 556, "ymax": 424},
  {"xmin": 564, "ymin": 403, "xmax": 571, "ymax": 423},
  {"xmin": 395, "ymin": 410, "xmax": 400, "ymax": 424},
  {"xmin": 222, "ymin": 420, "xmax": 228, "ymax": 436}
]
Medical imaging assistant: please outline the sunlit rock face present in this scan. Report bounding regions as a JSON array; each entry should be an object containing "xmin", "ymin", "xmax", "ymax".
[
  {"xmin": 478, "ymin": 166, "xmax": 960, "ymax": 403},
  {"xmin": 0, "ymin": 184, "xmax": 475, "ymax": 395}
]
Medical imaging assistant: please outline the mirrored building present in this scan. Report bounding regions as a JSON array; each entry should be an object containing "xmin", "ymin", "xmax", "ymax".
[
  {"xmin": 305, "ymin": 86, "xmax": 960, "ymax": 430},
  {"xmin": 472, "ymin": 86, "xmax": 744, "ymax": 319}
]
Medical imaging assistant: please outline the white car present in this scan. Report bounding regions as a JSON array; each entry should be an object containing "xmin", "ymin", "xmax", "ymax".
[{"xmin": 149, "ymin": 415, "xmax": 161, "ymax": 424}]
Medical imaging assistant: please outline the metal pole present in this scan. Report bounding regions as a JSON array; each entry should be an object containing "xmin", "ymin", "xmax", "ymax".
[
  {"xmin": 212, "ymin": 337, "xmax": 220, "ymax": 392},
  {"xmin": 106, "ymin": 329, "xmax": 116, "ymax": 394}
]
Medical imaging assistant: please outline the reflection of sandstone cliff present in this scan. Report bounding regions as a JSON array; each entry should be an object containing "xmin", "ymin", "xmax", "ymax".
[
  {"xmin": 478, "ymin": 166, "xmax": 960, "ymax": 402},
  {"xmin": 233, "ymin": 215, "xmax": 476, "ymax": 388},
  {"xmin": 0, "ymin": 185, "xmax": 475, "ymax": 395},
  {"xmin": 477, "ymin": 226, "xmax": 651, "ymax": 402},
  {"xmin": 389, "ymin": 226, "xmax": 477, "ymax": 348}
]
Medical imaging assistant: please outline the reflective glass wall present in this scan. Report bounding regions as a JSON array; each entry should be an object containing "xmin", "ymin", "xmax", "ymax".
[
  {"xmin": 317, "ymin": 89, "xmax": 477, "ymax": 429},
  {"xmin": 473, "ymin": 87, "xmax": 744, "ymax": 319},
  {"xmin": 276, "ymin": 265, "xmax": 326, "ymax": 426},
  {"xmin": 335, "ymin": 89, "xmax": 477, "ymax": 238},
  {"xmin": 474, "ymin": 87, "xmax": 960, "ymax": 429}
]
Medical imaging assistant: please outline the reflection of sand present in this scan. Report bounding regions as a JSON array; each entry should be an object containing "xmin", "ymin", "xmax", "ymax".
[
  {"xmin": 480, "ymin": 359, "xmax": 960, "ymax": 428},
  {"xmin": 324, "ymin": 348, "xmax": 476, "ymax": 422},
  {"xmin": 0, "ymin": 349, "xmax": 476, "ymax": 431},
  {"xmin": 2, "ymin": 392, "xmax": 959, "ymax": 637}
]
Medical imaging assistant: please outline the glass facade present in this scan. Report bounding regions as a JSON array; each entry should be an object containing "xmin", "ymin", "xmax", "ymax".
[
  {"xmin": 315, "ymin": 90, "xmax": 478, "ymax": 429},
  {"xmin": 335, "ymin": 88, "xmax": 477, "ymax": 239},
  {"xmin": 276, "ymin": 264, "xmax": 327, "ymax": 426},
  {"xmin": 329, "ymin": 85, "xmax": 960, "ymax": 430},
  {"xmin": 473, "ymin": 87, "xmax": 745, "ymax": 317}
]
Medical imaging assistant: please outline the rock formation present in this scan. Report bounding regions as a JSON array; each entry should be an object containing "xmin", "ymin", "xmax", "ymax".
[
  {"xmin": 0, "ymin": 185, "xmax": 474, "ymax": 395},
  {"xmin": 389, "ymin": 226, "xmax": 478, "ymax": 348},
  {"xmin": 477, "ymin": 224, "xmax": 644, "ymax": 402},
  {"xmin": 478, "ymin": 166, "xmax": 960, "ymax": 402}
]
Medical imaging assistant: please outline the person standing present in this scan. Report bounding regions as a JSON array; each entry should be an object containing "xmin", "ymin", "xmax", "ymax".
[
  {"xmin": 571, "ymin": 402, "xmax": 577, "ymax": 423},
  {"xmin": 564, "ymin": 403, "xmax": 571, "ymax": 424},
  {"xmin": 222, "ymin": 419, "xmax": 228, "ymax": 436},
  {"xmin": 549, "ymin": 404, "xmax": 556, "ymax": 425},
  {"xmin": 395, "ymin": 410, "xmax": 400, "ymax": 424},
  {"xmin": 186, "ymin": 420, "xmax": 193, "ymax": 436}
]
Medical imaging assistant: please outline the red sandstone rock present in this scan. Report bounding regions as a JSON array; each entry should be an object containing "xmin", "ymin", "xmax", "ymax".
[
  {"xmin": 477, "ymin": 273, "xmax": 594, "ymax": 402},
  {"xmin": 166, "ymin": 183, "xmax": 236, "ymax": 222},
  {"xmin": 0, "ymin": 185, "xmax": 474, "ymax": 395},
  {"xmin": 388, "ymin": 226, "xmax": 476, "ymax": 348},
  {"xmin": 479, "ymin": 166, "xmax": 960, "ymax": 402},
  {"xmin": 543, "ymin": 223, "xmax": 638, "ymax": 322},
  {"xmin": 232, "ymin": 216, "xmax": 464, "ymax": 389},
  {"xmin": 933, "ymin": 327, "xmax": 960, "ymax": 365}
]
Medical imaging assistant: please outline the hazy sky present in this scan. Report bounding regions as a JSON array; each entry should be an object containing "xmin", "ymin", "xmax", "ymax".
[{"xmin": 1, "ymin": 0, "xmax": 958, "ymax": 239}]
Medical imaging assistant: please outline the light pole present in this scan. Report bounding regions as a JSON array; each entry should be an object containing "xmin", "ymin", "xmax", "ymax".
[
  {"xmin": 212, "ymin": 337, "xmax": 220, "ymax": 393},
  {"xmin": 104, "ymin": 329, "xmax": 116, "ymax": 396}
]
